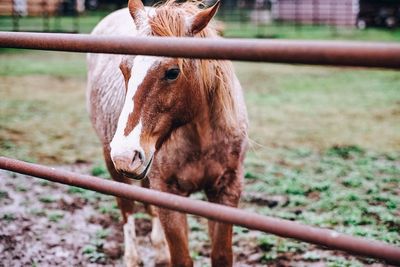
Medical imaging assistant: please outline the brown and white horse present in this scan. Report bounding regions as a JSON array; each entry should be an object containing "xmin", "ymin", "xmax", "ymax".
[{"xmin": 86, "ymin": 0, "xmax": 248, "ymax": 266}]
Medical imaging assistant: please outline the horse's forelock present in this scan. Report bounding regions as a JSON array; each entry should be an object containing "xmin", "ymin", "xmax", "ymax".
[
  {"xmin": 148, "ymin": 0, "xmax": 218, "ymax": 38},
  {"xmin": 133, "ymin": 1, "xmax": 239, "ymax": 130}
]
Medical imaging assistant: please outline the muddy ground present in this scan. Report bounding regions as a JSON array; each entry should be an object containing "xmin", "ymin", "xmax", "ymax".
[{"xmin": 0, "ymin": 164, "xmax": 390, "ymax": 267}]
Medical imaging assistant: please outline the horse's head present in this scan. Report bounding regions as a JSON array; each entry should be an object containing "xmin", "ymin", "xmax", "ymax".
[{"xmin": 110, "ymin": 0, "xmax": 221, "ymax": 179}]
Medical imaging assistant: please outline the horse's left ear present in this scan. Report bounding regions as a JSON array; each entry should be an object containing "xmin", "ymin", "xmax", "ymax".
[{"xmin": 189, "ymin": 1, "xmax": 220, "ymax": 35}]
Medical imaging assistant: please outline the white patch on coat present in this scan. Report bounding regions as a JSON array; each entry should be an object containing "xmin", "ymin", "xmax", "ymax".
[
  {"xmin": 151, "ymin": 217, "xmax": 170, "ymax": 264},
  {"xmin": 110, "ymin": 56, "xmax": 159, "ymax": 163},
  {"xmin": 123, "ymin": 216, "xmax": 140, "ymax": 266}
]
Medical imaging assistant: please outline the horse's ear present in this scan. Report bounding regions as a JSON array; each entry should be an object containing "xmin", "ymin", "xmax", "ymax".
[
  {"xmin": 189, "ymin": 0, "xmax": 220, "ymax": 35},
  {"xmin": 120, "ymin": 57, "xmax": 133, "ymax": 91},
  {"xmin": 128, "ymin": 0, "xmax": 146, "ymax": 28}
]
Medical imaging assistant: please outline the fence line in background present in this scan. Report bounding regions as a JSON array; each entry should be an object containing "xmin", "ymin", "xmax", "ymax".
[
  {"xmin": 1, "ymin": 32, "xmax": 400, "ymax": 69},
  {"xmin": 0, "ymin": 157, "xmax": 399, "ymax": 265}
]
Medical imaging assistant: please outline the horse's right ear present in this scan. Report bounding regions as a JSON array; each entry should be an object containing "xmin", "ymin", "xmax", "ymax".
[
  {"xmin": 128, "ymin": 0, "xmax": 146, "ymax": 29},
  {"xmin": 189, "ymin": 0, "xmax": 220, "ymax": 35}
]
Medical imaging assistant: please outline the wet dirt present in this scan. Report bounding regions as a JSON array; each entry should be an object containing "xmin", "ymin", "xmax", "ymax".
[{"xmin": 0, "ymin": 164, "xmax": 389, "ymax": 267}]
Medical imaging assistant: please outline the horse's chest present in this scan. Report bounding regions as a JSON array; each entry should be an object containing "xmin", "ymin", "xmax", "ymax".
[
  {"xmin": 151, "ymin": 134, "xmax": 245, "ymax": 195},
  {"xmin": 176, "ymin": 159, "xmax": 224, "ymax": 188},
  {"xmin": 154, "ymin": 154, "xmax": 226, "ymax": 195}
]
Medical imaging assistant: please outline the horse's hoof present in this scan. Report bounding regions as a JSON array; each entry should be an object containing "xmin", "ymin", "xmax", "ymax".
[
  {"xmin": 154, "ymin": 252, "xmax": 170, "ymax": 267},
  {"xmin": 154, "ymin": 260, "xmax": 169, "ymax": 267}
]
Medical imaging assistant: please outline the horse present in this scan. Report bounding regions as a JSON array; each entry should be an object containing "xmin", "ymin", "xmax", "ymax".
[{"xmin": 86, "ymin": 0, "xmax": 248, "ymax": 266}]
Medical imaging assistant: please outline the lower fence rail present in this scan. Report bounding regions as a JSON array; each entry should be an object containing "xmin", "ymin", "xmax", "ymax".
[{"xmin": 0, "ymin": 156, "xmax": 399, "ymax": 265}]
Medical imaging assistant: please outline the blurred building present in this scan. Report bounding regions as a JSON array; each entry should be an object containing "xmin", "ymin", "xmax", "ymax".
[
  {"xmin": 271, "ymin": 0, "xmax": 400, "ymax": 28},
  {"xmin": 272, "ymin": 0, "xmax": 359, "ymax": 27}
]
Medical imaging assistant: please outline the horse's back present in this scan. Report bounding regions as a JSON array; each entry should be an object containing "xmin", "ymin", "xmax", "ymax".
[{"xmin": 86, "ymin": 8, "xmax": 137, "ymax": 145}]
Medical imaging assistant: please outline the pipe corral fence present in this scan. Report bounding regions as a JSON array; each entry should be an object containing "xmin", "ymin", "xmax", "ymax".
[
  {"xmin": 0, "ymin": 31, "xmax": 399, "ymax": 265},
  {"xmin": 0, "ymin": 0, "xmax": 81, "ymax": 32}
]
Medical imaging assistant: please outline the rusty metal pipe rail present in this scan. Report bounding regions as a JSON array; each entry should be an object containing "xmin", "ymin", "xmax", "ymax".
[
  {"xmin": 1, "ymin": 32, "xmax": 400, "ymax": 69},
  {"xmin": 1, "ymin": 157, "xmax": 399, "ymax": 265}
]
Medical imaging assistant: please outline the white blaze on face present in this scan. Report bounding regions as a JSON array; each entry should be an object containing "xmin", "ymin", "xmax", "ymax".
[{"xmin": 110, "ymin": 56, "xmax": 159, "ymax": 162}]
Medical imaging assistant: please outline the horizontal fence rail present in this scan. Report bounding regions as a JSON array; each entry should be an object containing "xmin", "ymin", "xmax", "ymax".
[
  {"xmin": 1, "ymin": 32, "xmax": 400, "ymax": 69},
  {"xmin": 0, "ymin": 156, "xmax": 400, "ymax": 265}
]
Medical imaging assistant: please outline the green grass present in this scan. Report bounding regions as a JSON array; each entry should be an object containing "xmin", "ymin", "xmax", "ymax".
[
  {"xmin": 48, "ymin": 211, "xmax": 64, "ymax": 222},
  {"xmin": 0, "ymin": 50, "xmax": 87, "ymax": 76},
  {"xmin": 91, "ymin": 163, "xmax": 110, "ymax": 178},
  {"xmin": 2, "ymin": 213, "xmax": 16, "ymax": 222},
  {"xmin": 39, "ymin": 195, "xmax": 57, "ymax": 203},
  {"xmin": 245, "ymin": 148, "xmax": 400, "ymax": 242}
]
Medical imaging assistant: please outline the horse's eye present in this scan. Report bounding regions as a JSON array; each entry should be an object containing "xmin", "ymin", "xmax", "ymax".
[{"xmin": 165, "ymin": 68, "xmax": 180, "ymax": 81}]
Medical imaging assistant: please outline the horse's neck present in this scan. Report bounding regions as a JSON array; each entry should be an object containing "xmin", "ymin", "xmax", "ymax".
[
  {"xmin": 185, "ymin": 80, "xmax": 246, "ymax": 150},
  {"xmin": 171, "ymin": 117, "xmax": 226, "ymax": 155},
  {"xmin": 192, "ymin": 109, "xmax": 217, "ymax": 149}
]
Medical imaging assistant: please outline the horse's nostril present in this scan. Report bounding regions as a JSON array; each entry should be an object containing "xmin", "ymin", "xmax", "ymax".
[
  {"xmin": 113, "ymin": 151, "xmax": 144, "ymax": 173},
  {"xmin": 137, "ymin": 151, "xmax": 144, "ymax": 161},
  {"xmin": 130, "ymin": 150, "xmax": 144, "ymax": 167}
]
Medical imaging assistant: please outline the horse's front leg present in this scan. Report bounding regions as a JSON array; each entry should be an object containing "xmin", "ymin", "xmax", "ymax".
[
  {"xmin": 157, "ymin": 207, "xmax": 192, "ymax": 267},
  {"xmin": 149, "ymin": 176, "xmax": 193, "ymax": 267},
  {"xmin": 141, "ymin": 179, "xmax": 170, "ymax": 265},
  {"xmin": 103, "ymin": 145, "xmax": 140, "ymax": 267},
  {"xmin": 206, "ymin": 171, "xmax": 243, "ymax": 267},
  {"xmin": 208, "ymin": 221, "xmax": 234, "ymax": 266}
]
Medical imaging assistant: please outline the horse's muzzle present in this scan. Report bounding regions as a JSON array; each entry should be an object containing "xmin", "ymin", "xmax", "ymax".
[{"xmin": 112, "ymin": 152, "xmax": 153, "ymax": 180}]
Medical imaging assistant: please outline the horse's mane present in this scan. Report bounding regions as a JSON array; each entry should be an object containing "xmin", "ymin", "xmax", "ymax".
[{"xmin": 147, "ymin": 0, "xmax": 239, "ymax": 129}]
